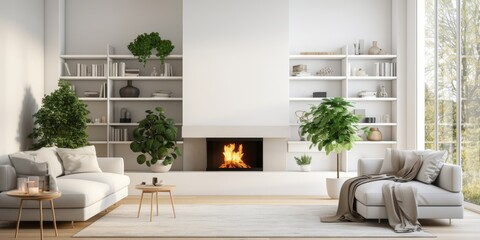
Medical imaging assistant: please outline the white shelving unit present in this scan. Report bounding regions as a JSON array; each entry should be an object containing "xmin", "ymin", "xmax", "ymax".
[
  {"xmin": 288, "ymin": 45, "xmax": 398, "ymax": 172},
  {"xmin": 60, "ymin": 45, "xmax": 183, "ymax": 172}
]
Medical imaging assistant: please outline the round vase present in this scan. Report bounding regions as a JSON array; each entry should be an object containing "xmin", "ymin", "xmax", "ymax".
[
  {"xmin": 150, "ymin": 159, "xmax": 172, "ymax": 173},
  {"xmin": 368, "ymin": 41, "xmax": 386, "ymax": 55},
  {"xmin": 367, "ymin": 127, "xmax": 382, "ymax": 141},
  {"xmin": 300, "ymin": 164, "xmax": 311, "ymax": 172},
  {"xmin": 119, "ymin": 80, "xmax": 140, "ymax": 97}
]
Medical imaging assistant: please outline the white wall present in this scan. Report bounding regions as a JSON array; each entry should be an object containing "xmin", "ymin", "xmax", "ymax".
[
  {"xmin": 289, "ymin": 0, "xmax": 392, "ymax": 54},
  {"xmin": 182, "ymin": 0, "xmax": 290, "ymax": 129},
  {"xmin": 0, "ymin": 0, "xmax": 45, "ymax": 164},
  {"xmin": 64, "ymin": 0, "xmax": 182, "ymax": 54}
]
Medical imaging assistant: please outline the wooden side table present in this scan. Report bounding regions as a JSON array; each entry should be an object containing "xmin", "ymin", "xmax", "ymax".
[
  {"xmin": 6, "ymin": 190, "xmax": 61, "ymax": 240},
  {"xmin": 135, "ymin": 184, "xmax": 176, "ymax": 222}
]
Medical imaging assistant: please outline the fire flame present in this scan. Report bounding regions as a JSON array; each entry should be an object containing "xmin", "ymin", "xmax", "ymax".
[{"xmin": 219, "ymin": 143, "xmax": 251, "ymax": 168}]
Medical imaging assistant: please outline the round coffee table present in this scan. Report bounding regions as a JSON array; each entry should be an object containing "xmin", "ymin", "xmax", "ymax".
[
  {"xmin": 6, "ymin": 190, "xmax": 61, "ymax": 240},
  {"xmin": 135, "ymin": 184, "xmax": 176, "ymax": 222}
]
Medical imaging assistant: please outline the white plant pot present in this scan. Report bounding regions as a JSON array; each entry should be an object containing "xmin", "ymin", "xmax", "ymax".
[
  {"xmin": 300, "ymin": 164, "xmax": 311, "ymax": 172},
  {"xmin": 150, "ymin": 159, "xmax": 172, "ymax": 173},
  {"xmin": 326, "ymin": 177, "xmax": 348, "ymax": 199}
]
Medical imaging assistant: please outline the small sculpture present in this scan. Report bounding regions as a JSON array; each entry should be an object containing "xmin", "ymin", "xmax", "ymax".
[{"xmin": 316, "ymin": 66, "xmax": 334, "ymax": 76}]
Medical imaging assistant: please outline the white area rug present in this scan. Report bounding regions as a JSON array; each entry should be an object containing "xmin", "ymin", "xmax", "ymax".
[{"xmin": 75, "ymin": 204, "xmax": 434, "ymax": 238}]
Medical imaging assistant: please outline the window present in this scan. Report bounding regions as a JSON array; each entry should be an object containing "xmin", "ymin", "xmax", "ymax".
[{"xmin": 423, "ymin": 0, "xmax": 480, "ymax": 205}]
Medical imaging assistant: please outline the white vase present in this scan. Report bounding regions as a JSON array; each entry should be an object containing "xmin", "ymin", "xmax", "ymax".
[
  {"xmin": 300, "ymin": 165, "xmax": 311, "ymax": 172},
  {"xmin": 150, "ymin": 159, "xmax": 172, "ymax": 173},
  {"xmin": 326, "ymin": 177, "xmax": 348, "ymax": 199}
]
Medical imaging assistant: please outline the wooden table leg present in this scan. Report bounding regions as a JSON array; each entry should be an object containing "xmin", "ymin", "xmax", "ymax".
[
  {"xmin": 50, "ymin": 200, "xmax": 58, "ymax": 237},
  {"xmin": 156, "ymin": 192, "xmax": 159, "ymax": 216},
  {"xmin": 39, "ymin": 200, "xmax": 44, "ymax": 240},
  {"xmin": 137, "ymin": 191, "xmax": 144, "ymax": 218},
  {"xmin": 15, "ymin": 199, "xmax": 24, "ymax": 238},
  {"xmin": 149, "ymin": 192, "xmax": 154, "ymax": 222},
  {"xmin": 168, "ymin": 190, "xmax": 176, "ymax": 218}
]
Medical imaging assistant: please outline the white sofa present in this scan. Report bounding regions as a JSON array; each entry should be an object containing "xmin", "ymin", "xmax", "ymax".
[
  {"xmin": 355, "ymin": 158, "xmax": 464, "ymax": 220},
  {"xmin": 0, "ymin": 157, "xmax": 130, "ymax": 222}
]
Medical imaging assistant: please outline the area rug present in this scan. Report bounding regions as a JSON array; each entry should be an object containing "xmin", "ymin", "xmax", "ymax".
[{"xmin": 74, "ymin": 204, "xmax": 434, "ymax": 238}]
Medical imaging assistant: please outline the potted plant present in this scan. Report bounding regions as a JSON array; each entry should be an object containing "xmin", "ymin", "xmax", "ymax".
[
  {"xmin": 29, "ymin": 80, "xmax": 90, "ymax": 149},
  {"xmin": 299, "ymin": 97, "xmax": 365, "ymax": 198},
  {"xmin": 127, "ymin": 32, "xmax": 175, "ymax": 67},
  {"xmin": 130, "ymin": 107, "xmax": 181, "ymax": 172},
  {"xmin": 295, "ymin": 154, "xmax": 312, "ymax": 172}
]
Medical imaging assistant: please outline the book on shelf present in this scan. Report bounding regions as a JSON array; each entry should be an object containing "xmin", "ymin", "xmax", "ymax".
[
  {"xmin": 375, "ymin": 62, "xmax": 396, "ymax": 77},
  {"xmin": 119, "ymin": 62, "xmax": 126, "ymax": 77},
  {"xmin": 110, "ymin": 127, "xmax": 129, "ymax": 141},
  {"xmin": 64, "ymin": 62, "xmax": 72, "ymax": 76},
  {"xmin": 99, "ymin": 82, "xmax": 107, "ymax": 98}
]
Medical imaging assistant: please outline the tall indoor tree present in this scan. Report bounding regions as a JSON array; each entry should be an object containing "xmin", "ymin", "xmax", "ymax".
[{"xmin": 29, "ymin": 80, "xmax": 90, "ymax": 149}]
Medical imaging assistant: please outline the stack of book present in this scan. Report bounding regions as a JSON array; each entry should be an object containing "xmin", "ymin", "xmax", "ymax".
[{"xmin": 125, "ymin": 68, "xmax": 140, "ymax": 77}]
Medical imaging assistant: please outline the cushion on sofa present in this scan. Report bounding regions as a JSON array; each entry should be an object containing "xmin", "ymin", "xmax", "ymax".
[
  {"xmin": 59, "ymin": 172, "xmax": 130, "ymax": 193},
  {"xmin": 0, "ymin": 178, "xmax": 110, "ymax": 208},
  {"xmin": 415, "ymin": 150, "xmax": 448, "ymax": 184},
  {"xmin": 355, "ymin": 180, "xmax": 464, "ymax": 206},
  {"xmin": 9, "ymin": 152, "xmax": 48, "ymax": 176},
  {"xmin": 25, "ymin": 147, "xmax": 64, "ymax": 177},
  {"xmin": 57, "ymin": 146, "xmax": 102, "ymax": 175}
]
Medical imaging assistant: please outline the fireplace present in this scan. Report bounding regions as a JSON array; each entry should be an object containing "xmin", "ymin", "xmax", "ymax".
[{"xmin": 206, "ymin": 138, "xmax": 263, "ymax": 171}]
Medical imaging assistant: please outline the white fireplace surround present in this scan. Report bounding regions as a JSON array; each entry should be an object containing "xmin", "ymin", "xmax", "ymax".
[{"xmin": 182, "ymin": 0, "xmax": 290, "ymax": 138}]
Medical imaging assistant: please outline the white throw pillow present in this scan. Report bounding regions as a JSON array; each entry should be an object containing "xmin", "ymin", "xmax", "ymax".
[
  {"xmin": 57, "ymin": 146, "xmax": 102, "ymax": 175},
  {"xmin": 9, "ymin": 152, "xmax": 48, "ymax": 176},
  {"xmin": 415, "ymin": 150, "xmax": 448, "ymax": 184},
  {"xmin": 25, "ymin": 147, "xmax": 64, "ymax": 177}
]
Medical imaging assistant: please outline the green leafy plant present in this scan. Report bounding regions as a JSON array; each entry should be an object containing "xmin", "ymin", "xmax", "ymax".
[
  {"xmin": 29, "ymin": 80, "xmax": 90, "ymax": 149},
  {"xmin": 300, "ymin": 97, "xmax": 367, "ymax": 178},
  {"xmin": 127, "ymin": 32, "xmax": 174, "ymax": 67},
  {"xmin": 155, "ymin": 39, "xmax": 174, "ymax": 65},
  {"xmin": 295, "ymin": 154, "xmax": 312, "ymax": 166},
  {"xmin": 130, "ymin": 107, "xmax": 181, "ymax": 167}
]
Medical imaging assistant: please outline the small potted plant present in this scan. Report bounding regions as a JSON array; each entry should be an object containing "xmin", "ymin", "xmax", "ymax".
[
  {"xmin": 295, "ymin": 154, "xmax": 312, "ymax": 172},
  {"xmin": 130, "ymin": 107, "xmax": 181, "ymax": 172}
]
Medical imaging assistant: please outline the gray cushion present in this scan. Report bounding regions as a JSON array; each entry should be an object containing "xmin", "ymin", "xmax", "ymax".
[
  {"xmin": 9, "ymin": 152, "xmax": 48, "ymax": 176},
  {"xmin": 57, "ymin": 146, "xmax": 102, "ymax": 175},
  {"xmin": 25, "ymin": 147, "xmax": 64, "ymax": 177},
  {"xmin": 355, "ymin": 180, "xmax": 464, "ymax": 206},
  {"xmin": 415, "ymin": 150, "xmax": 448, "ymax": 184}
]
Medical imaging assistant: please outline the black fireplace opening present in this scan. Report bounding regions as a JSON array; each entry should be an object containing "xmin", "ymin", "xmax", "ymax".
[{"xmin": 206, "ymin": 138, "xmax": 263, "ymax": 171}]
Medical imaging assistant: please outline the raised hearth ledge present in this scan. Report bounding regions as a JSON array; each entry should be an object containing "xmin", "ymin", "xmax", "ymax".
[{"xmin": 182, "ymin": 126, "xmax": 290, "ymax": 138}]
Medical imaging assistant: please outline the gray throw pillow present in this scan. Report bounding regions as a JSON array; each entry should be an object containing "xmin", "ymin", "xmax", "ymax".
[
  {"xmin": 415, "ymin": 150, "xmax": 448, "ymax": 184},
  {"xmin": 9, "ymin": 152, "xmax": 48, "ymax": 176},
  {"xmin": 24, "ymin": 147, "xmax": 64, "ymax": 177},
  {"xmin": 57, "ymin": 146, "xmax": 102, "ymax": 175}
]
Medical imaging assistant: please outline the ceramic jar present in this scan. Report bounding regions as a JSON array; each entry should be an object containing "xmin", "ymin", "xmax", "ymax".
[
  {"xmin": 368, "ymin": 41, "xmax": 386, "ymax": 55},
  {"xmin": 356, "ymin": 68, "xmax": 366, "ymax": 76},
  {"xmin": 367, "ymin": 127, "xmax": 382, "ymax": 141}
]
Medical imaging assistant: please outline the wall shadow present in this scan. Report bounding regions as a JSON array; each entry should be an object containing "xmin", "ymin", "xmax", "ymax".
[{"xmin": 15, "ymin": 86, "xmax": 39, "ymax": 151}]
